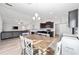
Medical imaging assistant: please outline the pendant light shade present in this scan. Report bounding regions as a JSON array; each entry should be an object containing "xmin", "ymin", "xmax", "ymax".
[
  {"xmin": 32, "ymin": 16, "xmax": 35, "ymax": 21},
  {"xmin": 35, "ymin": 13, "xmax": 38, "ymax": 18}
]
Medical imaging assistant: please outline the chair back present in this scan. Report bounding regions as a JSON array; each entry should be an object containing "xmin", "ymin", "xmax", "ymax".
[
  {"xmin": 24, "ymin": 38, "xmax": 33, "ymax": 55},
  {"xmin": 20, "ymin": 35, "xmax": 33, "ymax": 55},
  {"xmin": 19, "ymin": 35, "xmax": 26, "ymax": 49}
]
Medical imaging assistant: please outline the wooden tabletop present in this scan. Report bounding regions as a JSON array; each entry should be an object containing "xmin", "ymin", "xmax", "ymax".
[{"xmin": 23, "ymin": 34, "xmax": 56, "ymax": 50}]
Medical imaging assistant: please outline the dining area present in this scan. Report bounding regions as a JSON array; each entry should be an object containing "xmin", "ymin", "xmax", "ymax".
[
  {"xmin": 19, "ymin": 33, "xmax": 58, "ymax": 55},
  {"xmin": 0, "ymin": 33, "xmax": 58, "ymax": 55}
]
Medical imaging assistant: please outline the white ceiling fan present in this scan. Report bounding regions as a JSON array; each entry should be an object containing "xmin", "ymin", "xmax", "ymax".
[{"xmin": 5, "ymin": 3, "xmax": 14, "ymax": 7}]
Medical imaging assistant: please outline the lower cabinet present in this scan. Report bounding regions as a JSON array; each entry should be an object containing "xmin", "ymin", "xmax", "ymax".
[
  {"xmin": 37, "ymin": 31, "xmax": 53, "ymax": 37},
  {"xmin": 1, "ymin": 32, "xmax": 13, "ymax": 39},
  {"xmin": 1, "ymin": 31, "xmax": 28, "ymax": 40}
]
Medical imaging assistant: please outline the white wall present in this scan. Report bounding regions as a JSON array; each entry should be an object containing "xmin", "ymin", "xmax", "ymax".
[
  {"xmin": 39, "ymin": 14, "xmax": 72, "ymax": 35},
  {"xmin": 0, "ymin": 15, "xmax": 2, "ymax": 32},
  {"xmin": 56, "ymin": 24, "xmax": 72, "ymax": 35},
  {"xmin": 0, "ymin": 5, "xmax": 72, "ymax": 35},
  {"xmin": 0, "ymin": 6, "xmax": 32, "ymax": 31},
  {"xmin": 77, "ymin": 10, "xmax": 79, "ymax": 36},
  {"xmin": 55, "ymin": 15, "xmax": 72, "ymax": 35}
]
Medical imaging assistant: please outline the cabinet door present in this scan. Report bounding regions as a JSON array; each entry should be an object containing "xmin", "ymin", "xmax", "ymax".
[
  {"xmin": 2, "ymin": 32, "xmax": 12, "ymax": 39},
  {"xmin": 59, "ymin": 24, "xmax": 72, "ymax": 35},
  {"xmin": 12, "ymin": 32, "xmax": 19, "ymax": 37}
]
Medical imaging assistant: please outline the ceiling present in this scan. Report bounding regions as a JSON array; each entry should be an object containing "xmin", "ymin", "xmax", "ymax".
[{"xmin": 0, "ymin": 3, "xmax": 79, "ymax": 18}]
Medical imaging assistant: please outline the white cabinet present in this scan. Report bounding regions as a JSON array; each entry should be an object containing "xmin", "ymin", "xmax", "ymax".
[{"xmin": 56, "ymin": 24, "xmax": 72, "ymax": 35}]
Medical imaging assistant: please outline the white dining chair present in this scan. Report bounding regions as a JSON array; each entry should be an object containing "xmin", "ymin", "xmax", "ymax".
[
  {"xmin": 24, "ymin": 38, "xmax": 33, "ymax": 55},
  {"xmin": 19, "ymin": 35, "xmax": 26, "ymax": 55},
  {"xmin": 19, "ymin": 35, "xmax": 33, "ymax": 55}
]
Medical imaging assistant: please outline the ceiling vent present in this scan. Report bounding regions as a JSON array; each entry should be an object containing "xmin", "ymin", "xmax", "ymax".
[{"xmin": 5, "ymin": 3, "xmax": 13, "ymax": 7}]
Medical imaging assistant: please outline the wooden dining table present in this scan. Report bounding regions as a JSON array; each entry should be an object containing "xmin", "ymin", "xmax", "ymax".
[{"xmin": 23, "ymin": 34, "xmax": 56, "ymax": 55}]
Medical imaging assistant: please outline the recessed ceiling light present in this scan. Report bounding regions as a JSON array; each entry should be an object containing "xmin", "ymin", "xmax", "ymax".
[{"xmin": 49, "ymin": 12, "xmax": 53, "ymax": 15}]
